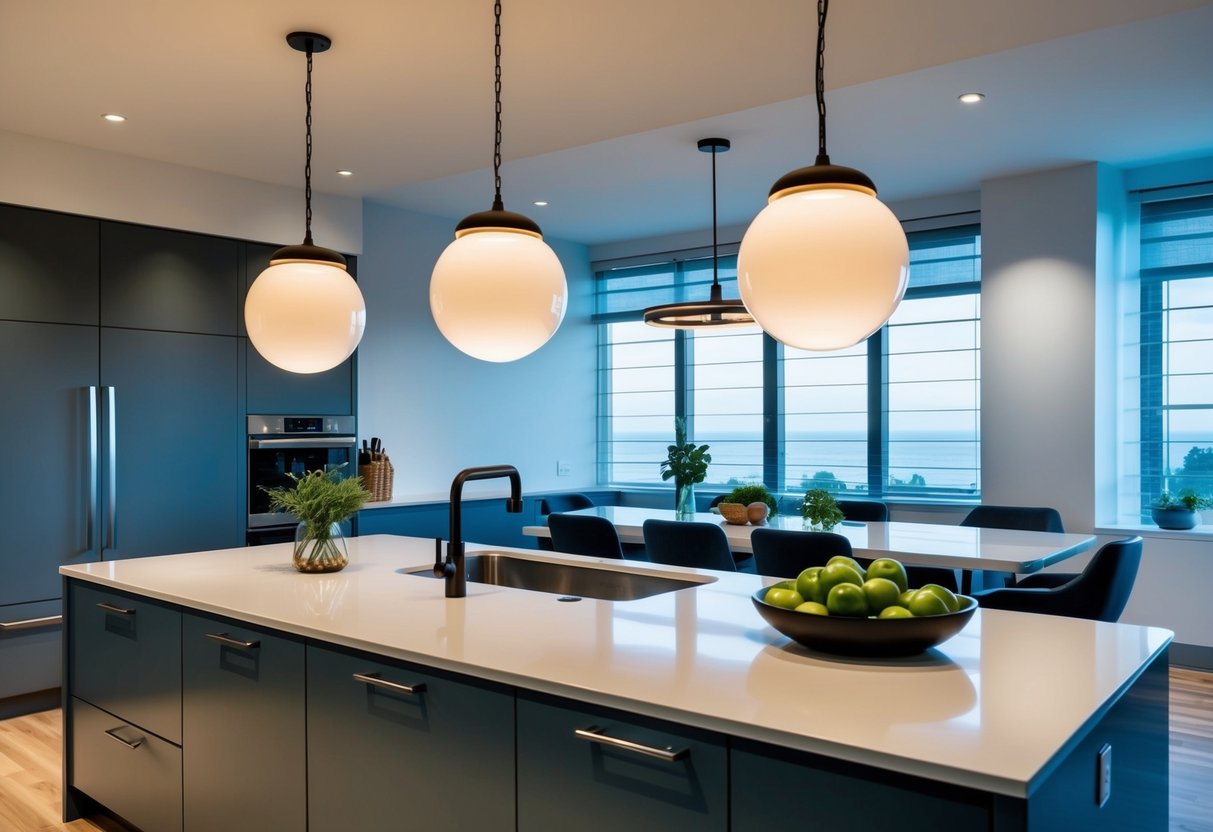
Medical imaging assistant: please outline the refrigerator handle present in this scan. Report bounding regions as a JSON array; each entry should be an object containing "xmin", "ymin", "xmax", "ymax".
[
  {"xmin": 105, "ymin": 386, "xmax": 117, "ymax": 551},
  {"xmin": 87, "ymin": 386, "xmax": 98, "ymax": 551}
]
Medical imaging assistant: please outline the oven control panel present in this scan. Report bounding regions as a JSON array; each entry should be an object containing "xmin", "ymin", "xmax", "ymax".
[{"xmin": 247, "ymin": 415, "xmax": 355, "ymax": 437}]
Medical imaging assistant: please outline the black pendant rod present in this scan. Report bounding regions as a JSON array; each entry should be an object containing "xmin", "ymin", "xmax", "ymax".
[
  {"xmin": 304, "ymin": 45, "xmax": 315, "ymax": 245},
  {"xmin": 815, "ymin": 0, "xmax": 830, "ymax": 167},
  {"xmin": 710, "ymin": 143, "xmax": 719, "ymax": 288}
]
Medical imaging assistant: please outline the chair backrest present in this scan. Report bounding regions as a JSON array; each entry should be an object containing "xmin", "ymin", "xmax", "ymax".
[
  {"xmin": 539, "ymin": 493, "xmax": 594, "ymax": 515},
  {"xmin": 547, "ymin": 513, "xmax": 624, "ymax": 560},
  {"xmin": 750, "ymin": 528, "xmax": 853, "ymax": 579},
  {"xmin": 960, "ymin": 505, "xmax": 1064, "ymax": 533},
  {"xmin": 837, "ymin": 499, "xmax": 888, "ymax": 522},
  {"xmin": 642, "ymin": 519, "xmax": 735, "ymax": 571},
  {"xmin": 708, "ymin": 494, "xmax": 727, "ymax": 509}
]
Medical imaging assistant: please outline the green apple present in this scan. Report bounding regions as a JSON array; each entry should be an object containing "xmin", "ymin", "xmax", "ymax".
[
  {"xmin": 865, "ymin": 558, "xmax": 909, "ymax": 593},
  {"xmin": 861, "ymin": 577, "xmax": 903, "ymax": 615},
  {"xmin": 919, "ymin": 583, "xmax": 961, "ymax": 612},
  {"xmin": 826, "ymin": 555, "xmax": 866, "ymax": 576},
  {"xmin": 796, "ymin": 567, "xmax": 825, "ymax": 604},
  {"xmin": 898, "ymin": 589, "xmax": 917, "ymax": 608},
  {"xmin": 771, "ymin": 579, "xmax": 797, "ymax": 591},
  {"xmin": 818, "ymin": 562, "xmax": 864, "ymax": 600},
  {"xmin": 826, "ymin": 583, "xmax": 869, "ymax": 617},
  {"xmin": 907, "ymin": 588, "xmax": 950, "ymax": 617},
  {"xmin": 795, "ymin": 601, "xmax": 830, "ymax": 616},
  {"xmin": 764, "ymin": 587, "xmax": 805, "ymax": 610},
  {"xmin": 878, "ymin": 605, "xmax": 914, "ymax": 619}
]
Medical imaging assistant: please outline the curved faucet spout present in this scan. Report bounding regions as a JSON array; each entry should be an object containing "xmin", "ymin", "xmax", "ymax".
[{"xmin": 445, "ymin": 465, "xmax": 523, "ymax": 598}]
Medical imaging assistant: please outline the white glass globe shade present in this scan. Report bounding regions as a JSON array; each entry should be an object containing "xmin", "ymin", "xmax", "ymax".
[
  {"xmin": 245, "ymin": 261, "xmax": 366, "ymax": 374},
  {"xmin": 430, "ymin": 229, "xmax": 568, "ymax": 362},
  {"xmin": 737, "ymin": 187, "xmax": 909, "ymax": 351}
]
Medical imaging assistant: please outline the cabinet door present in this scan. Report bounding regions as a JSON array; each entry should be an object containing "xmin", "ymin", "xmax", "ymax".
[
  {"xmin": 182, "ymin": 612, "xmax": 305, "ymax": 832},
  {"xmin": 243, "ymin": 243, "xmax": 355, "ymax": 415},
  {"xmin": 0, "ymin": 203, "xmax": 99, "ymax": 326},
  {"xmin": 100, "ymin": 222, "xmax": 238, "ymax": 335},
  {"xmin": 306, "ymin": 644, "xmax": 515, "ymax": 831},
  {"xmin": 100, "ymin": 328, "xmax": 242, "ymax": 559},
  {"xmin": 516, "ymin": 692, "xmax": 728, "ymax": 832},
  {"xmin": 0, "ymin": 321, "xmax": 99, "ymax": 605}
]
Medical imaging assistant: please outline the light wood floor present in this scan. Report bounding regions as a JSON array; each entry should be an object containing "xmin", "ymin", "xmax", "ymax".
[{"xmin": 2, "ymin": 669, "xmax": 1211, "ymax": 831}]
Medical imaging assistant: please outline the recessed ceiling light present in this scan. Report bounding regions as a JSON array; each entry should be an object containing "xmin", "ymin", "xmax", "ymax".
[
  {"xmin": 336, "ymin": 169, "xmax": 353, "ymax": 176},
  {"xmin": 958, "ymin": 92, "xmax": 985, "ymax": 105},
  {"xmin": 102, "ymin": 113, "xmax": 127, "ymax": 122},
  {"xmin": 533, "ymin": 200, "xmax": 548, "ymax": 207}
]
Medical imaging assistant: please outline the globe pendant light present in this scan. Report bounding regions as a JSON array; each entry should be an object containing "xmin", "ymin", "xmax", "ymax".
[
  {"xmin": 643, "ymin": 138, "xmax": 755, "ymax": 329},
  {"xmin": 245, "ymin": 32, "xmax": 366, "ymax": 374},
  {"xmin": 737, "ymin": 0, "xmax": 908, "ymax": 351},
  {"xmin": 429, "ymin": 0, "xmax": 568, "ymax": 363}
]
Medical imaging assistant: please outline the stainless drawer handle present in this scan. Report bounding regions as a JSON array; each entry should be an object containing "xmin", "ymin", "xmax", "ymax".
[
  {"xmin": 0, "ymin": 614, "xmax": 63, "ymax": 632},
  {"xmin": 353, "ymin": 672, "xmax": 427, "ymax": 696},
  {"xmin": 205, "ymin": 632, "xmax": 260, "ymax": 650},
  {"xmin": 573, "ymin": 726, "xmax": 689, "ymax": 762},
  {"xmin": 96, "ymin": 602, "xmax": 135, "ymax": 615},
  {"xmin": 104, "ymin": 727, "xmax": 144, "ymax": 750}
]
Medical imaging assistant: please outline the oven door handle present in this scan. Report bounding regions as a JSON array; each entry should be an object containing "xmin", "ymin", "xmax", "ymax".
[{"xmin": 248, "ymin": 437, "xmax": 358, "ymax": 449}]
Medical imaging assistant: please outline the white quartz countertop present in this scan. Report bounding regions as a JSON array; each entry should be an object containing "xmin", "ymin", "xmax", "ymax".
[{"xmin": 61, "ymin": 535, "xmax": 1171, "ymax": 799}]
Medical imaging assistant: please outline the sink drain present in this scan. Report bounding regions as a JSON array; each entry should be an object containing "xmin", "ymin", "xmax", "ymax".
[{"xmin": 557, "ymin": 596, "xmax": 583, "ymax": 602}]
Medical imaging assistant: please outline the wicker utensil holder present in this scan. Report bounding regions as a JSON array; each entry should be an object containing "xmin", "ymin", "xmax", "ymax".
[{"xmin": 360, "ymin": 456, "xmax": 394, "ymax": 502}]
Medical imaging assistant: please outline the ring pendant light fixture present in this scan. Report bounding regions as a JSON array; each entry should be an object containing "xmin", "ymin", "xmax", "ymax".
[
  {"xmin": 643, "ymin": 138, "xmax": 755, "ymax": 329},
  {"xmin": 429, "ymin": 1, "xmax": 568, "ymax": 363},
  {"xmin": 736, "ymin": 0, "xmax": 909, "ymax": 351},
  {"xmin": 245, "ymin": 32, "xmax": 367, "ymax": 374}
]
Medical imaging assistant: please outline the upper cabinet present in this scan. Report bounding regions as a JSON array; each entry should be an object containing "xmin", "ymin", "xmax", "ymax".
[
  {"xmin": 243, "ymin": 243, "xmax": 356, "ymax": 415},
  {"xmin": 101, "ymin": 222, "xmax": 239, "ymax": 335},
  {"xmin": 0, "ymin": 203, "xmax": 99, "ymax": 325}
]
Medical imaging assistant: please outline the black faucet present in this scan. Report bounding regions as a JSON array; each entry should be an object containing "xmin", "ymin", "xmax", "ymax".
[{"xmin": 435, "ymin": 465, "xmax": 523, "ymax": 598}]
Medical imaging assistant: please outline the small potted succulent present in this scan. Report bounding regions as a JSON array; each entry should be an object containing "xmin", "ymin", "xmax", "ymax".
[
  {"xmin": 1152, "ymin": 490, "xmax": 1212, "ymax": 530},
  {"xmin": 263, "ymin": 465, "xmax": 371, "ymax": 573},
  {"xmin": 802, "ymin": 488, "xmax": 844, "ymax": 531},
  {"xmin": 660, "ymin": 417, "xmax": 711, "ymax": 517}
]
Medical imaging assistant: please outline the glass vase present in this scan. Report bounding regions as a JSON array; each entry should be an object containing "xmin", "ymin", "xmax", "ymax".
[
  {"xmin": 676, "ymin": 482, "xmax": 696, "ymax": 518},
  {"xmin": 293, "ymin": 521, "xmax": 349, "ymax": 573}
]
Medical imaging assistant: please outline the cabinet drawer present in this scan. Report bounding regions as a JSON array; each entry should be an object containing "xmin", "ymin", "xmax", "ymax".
[
  {"xmin": 70, "ymin": 696, "xmax": 182, "ymax": 832},
  {"xmin": 517, "ymin": 693, "xmax": 728, "ymax": 832},
  {"xmin": 69, "ymin": 581, "xmax": 181, "ymax": 743},
  {"xmin": 307, "ymin": 644, "xmax": 515, "ymax": 831}
]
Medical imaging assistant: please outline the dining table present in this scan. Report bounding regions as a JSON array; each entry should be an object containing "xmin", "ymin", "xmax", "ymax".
[{"xmin": 522, "ymin": 505, "xmax": 1097, "ymax": 579}]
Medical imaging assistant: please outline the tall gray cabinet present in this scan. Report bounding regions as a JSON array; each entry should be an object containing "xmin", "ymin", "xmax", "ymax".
[{"xmin": 0, "ymin": 204, "xmax": 245, "ymax": 703}]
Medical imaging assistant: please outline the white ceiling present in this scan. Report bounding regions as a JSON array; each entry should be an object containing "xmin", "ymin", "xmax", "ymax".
[{"xmin": 2, "ymin": 0, "xmax": 1212, "ymax": 245}]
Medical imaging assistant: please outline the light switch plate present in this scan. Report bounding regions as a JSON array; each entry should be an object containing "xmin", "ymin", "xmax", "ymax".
[
  {"xmin": 557, "ymin": 460, "xmax": 571, "ymax": 477},
  {"xmin": 1097, "ymin": 742, "xmax": 1112, "ymax": 807}
]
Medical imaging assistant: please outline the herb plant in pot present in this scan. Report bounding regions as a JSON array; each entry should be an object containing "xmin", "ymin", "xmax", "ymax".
[
  {"xmin": 263, "ymin": 466, "xmax": 371, "ymax": 573},
  {"xmin": 660, "ymin": 417, "xmax": 711, "ymax": 517},
  {"xmin": 802, "ymin": 488, "xmax": 844, "ymax": 531},
  {"xmin": 1152, "ymin": 490, "xmax": 1211, "ymax": 530},
  {"xmin": 723, "ymin": 483, "xmax": 778, "ymax": 524}
]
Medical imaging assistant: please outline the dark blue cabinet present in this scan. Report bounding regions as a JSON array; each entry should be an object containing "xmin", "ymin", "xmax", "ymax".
[
  {"xmin": 0, "ymin": 203, "xmax": 99, "ymax": 326},
  {"xmin": 306, "ymin": 644, "xmax": 515, "ymax": 831}
]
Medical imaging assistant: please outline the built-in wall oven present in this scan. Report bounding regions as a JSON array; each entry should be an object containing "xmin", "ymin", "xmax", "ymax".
[{"xmin": 247, "ymin": 415, "xmax": 357, "ymax": 545}]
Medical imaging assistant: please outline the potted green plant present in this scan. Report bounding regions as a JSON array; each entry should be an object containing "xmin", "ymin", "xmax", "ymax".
[
  {"xmin": 723, "ymin": 483, "xmax": 778, "ymax": 523},
  {"xmin": 263, "ymin": 465, "xmax": 371, "ymax": 572},
  {"xmin": 1152, "ymin": 490, "xmax": 1211, "ymax": 530},
  {"xmin": 660, "ymin": 417, "xmax": 711, "ymax": 517},
  {"xmin": 801, "ymin": 488, "xmax": 844, "ymax": 531}
]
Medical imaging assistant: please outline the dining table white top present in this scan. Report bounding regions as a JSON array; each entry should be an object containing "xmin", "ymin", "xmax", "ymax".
[{"xmin": 522, "ymin": 505, "xmax": 1097, "ymax": 574}]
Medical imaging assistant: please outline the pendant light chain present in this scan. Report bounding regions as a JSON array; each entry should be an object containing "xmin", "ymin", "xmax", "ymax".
[
  {"xmin": 304, "ymin": 44, "xmax": 315, "ymax": 245},
  {"xmin": 492, "ymin": 0, "xmax": 504, "ymax": 212},
  {"xmin": 815, "ymin": 0, "xmax": 830, "ymax": 166}
]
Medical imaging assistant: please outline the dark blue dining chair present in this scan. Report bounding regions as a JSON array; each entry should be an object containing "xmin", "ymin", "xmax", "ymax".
[
  {"xmin": 547, "ymin": 513, "xmax": 624, "ymax": 560},
  {"xmin": 973, "ymin": 536, "xmax": 1142, "ymax": 622},
  {"xmin": 642, "ymin": 519, "xmax": 735, "ymax": 572},
  {"xmin": 960, "ymin": 505, "xmax": 1065, "ymax": 533},
  {"xmin": 537, "ymin": 494, "xmax": 595, "ymax": 551},
  {"xmin": 837, "ymin": 499, "xmax": 888, "ymax": 522},
  {"xmin": 750, "ymin": 528, "xmax": 854, "ymax": 579}
]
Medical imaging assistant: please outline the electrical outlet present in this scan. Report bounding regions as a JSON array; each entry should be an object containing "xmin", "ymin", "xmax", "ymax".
[
  {"xmin": 557, "ymin": 460, "xmax": 572, "ymax": 477},
  {"xmin": 1096, "ymin": 743, "xmax": 1112, "ymax": 807}
]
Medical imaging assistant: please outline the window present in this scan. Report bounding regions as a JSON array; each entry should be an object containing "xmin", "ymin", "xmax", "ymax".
[
  {"xmin": 1136, "ymin": 192, "xmax": 1213, "ymax": 518},
  {"xmin": 595, "ymin": 223, "xmax": 982, "ymax": 500}
]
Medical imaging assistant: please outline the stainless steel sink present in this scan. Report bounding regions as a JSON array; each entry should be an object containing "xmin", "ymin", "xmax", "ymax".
[{"xmin": 401, "ymin": 553, "xmax": 714, "ymax": 601}]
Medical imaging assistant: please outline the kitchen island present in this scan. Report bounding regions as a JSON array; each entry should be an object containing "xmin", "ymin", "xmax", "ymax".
[{"xmin": 60, "ymin": 534, "xmax": 1170, "ymax": 831}]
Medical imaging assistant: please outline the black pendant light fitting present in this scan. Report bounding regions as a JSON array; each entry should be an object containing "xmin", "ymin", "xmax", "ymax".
[
  {"xmin": 273, "ymin": 32, "xmax": 348, "ymax": 268},
  {"xmin": 643, "ymin": 137, "xmax": 755, "ymax": 329}
]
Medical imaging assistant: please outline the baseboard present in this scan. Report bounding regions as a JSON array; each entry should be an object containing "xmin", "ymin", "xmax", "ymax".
[
  {"xmin": 1169, "ymin": 643, "xmax": 1213, "ymax": 672},
  {"xmin": 0, "ymin": 686, "xmax": 60, "ymax": 719}
]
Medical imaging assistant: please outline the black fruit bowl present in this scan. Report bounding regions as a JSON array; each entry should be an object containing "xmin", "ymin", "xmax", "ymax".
[{"xmin": 751, "ymin": 588, "xmax": 978, "ymax": 658}]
